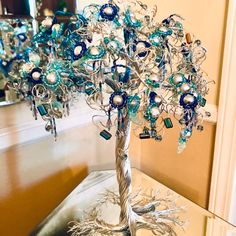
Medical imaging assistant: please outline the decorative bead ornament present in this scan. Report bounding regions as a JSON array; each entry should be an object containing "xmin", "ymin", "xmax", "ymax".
[{"xmin": 6, "ymin": 1, "xmax": 212, "ymax": 235}]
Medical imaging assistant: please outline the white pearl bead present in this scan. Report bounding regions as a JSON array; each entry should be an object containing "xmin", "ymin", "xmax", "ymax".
[
  {"xmin": 153, "ymin": 37, "xmax": 160, "ymax": 44},
  {"xmin": 32, "ymin": 71, "xmax": 41, "ymax": 81},
  {"xmin": 173, "ymin": 74, "xmax": 184, "ymax": 85},
  {"xmin": 136, "ymin": 42, "xmax": 146, "ymax": 51},
  {"xmin": 74, "ymin": 46, "xmax": 82, "ymax": 56},
  {"xmin": 46, "ymin": 73, "xmax": 57, "ymax": 84},
  {"xmin": 149, "ymin": 74, "xmax": 159, "ymax": 82},
  {"xmin": 150, "ymin": 107, "xmax": 160, "ymax": 118},
  {"xmin": 183, "ymin": 94, "xmax": 194, "ymax": 104},
  {"xmin": 19, "ymin": 34, "xmax": 25, "ymax": 40},
  {"xmin": 180, "ymin": 83, "xmax": 190, "ymax": 92},
  {"xmin": 130, "ymin": 100, "xmax": 137, "ymax": 106},
  {"xmin": 154, "ymin": 96, "xmax": 162, "ymax": 105},
  {"xmin": 159, "ymin": 26, "xmax": 168, "ymax": 33},
  {"xmin": 113, "ymin": 95, "xmax": 123, "ymax": 105},
  {"xmin": 52, "ymin": 23, "xmax": 60, "ymax": 32},
  {"xmin": 90, "ymin": 47, "xmax": 100, "ymax": 56},
  {"xmin": 42, "ymin": 18, "xmax": 53, "ymax": 28},
  {"xmin": 104, "ymin": 6, "xmax": 113, "ymax": 15}
]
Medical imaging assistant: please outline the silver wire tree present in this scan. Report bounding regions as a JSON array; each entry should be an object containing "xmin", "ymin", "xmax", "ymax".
[{"xmin": 8, "ymin": 0, "xmax": 211, "ymax": 235}]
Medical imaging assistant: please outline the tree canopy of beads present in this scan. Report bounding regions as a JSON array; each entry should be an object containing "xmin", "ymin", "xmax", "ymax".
[{"xmin": 9, "ymin": 0, "xmax": 210, "ymax": 152}]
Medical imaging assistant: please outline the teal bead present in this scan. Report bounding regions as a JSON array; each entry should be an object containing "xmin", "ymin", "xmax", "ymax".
[
  {"xmin": 100, "ymin": 130, "xmax": 112, "ymax": 140},
  {"xmin": 200, "ymin": 97, "xmax": 206, "ymax": 107},
  {"xmin": 164, "ymin": 118, "xmax": 173, "ymax": 129},
  {"xmin": 37, "ymin": 104, "xmax": 47, "ymax": 116}
]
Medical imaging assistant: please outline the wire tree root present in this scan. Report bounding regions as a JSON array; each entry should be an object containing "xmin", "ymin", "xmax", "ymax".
[{"xmin": 68, "ymin": 189, "xmax": 185, "ymax": 236}]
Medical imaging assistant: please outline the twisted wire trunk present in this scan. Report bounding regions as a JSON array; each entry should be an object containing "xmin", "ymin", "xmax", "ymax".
[{"xmin": 115, "ymin": 111, "xmax": 136, "ymax": 236}]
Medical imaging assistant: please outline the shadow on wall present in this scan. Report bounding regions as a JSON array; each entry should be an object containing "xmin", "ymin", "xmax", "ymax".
[{"xmin": 0, "ymin": 159, "xmax": 88, "ymax": 236}]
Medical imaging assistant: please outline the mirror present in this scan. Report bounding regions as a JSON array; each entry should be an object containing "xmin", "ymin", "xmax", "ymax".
[
  {"xmin": 0, "ymin": 0, "xmax": 77, "ymax": 106},
  {"xmin": 36, "ymin": 0, "xmax": 76, "ymax": 17},
  {"xmin": 0, "ymin": 0, "xmax": 30, "ymax": 16},
  {"xmin": 0, "ymin": 16, "xmax": 33, "ymax": 106}
]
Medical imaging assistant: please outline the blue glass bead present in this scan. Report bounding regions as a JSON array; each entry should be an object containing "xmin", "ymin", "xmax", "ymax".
[
  {"xmin": 37, "ymin": 105, "xmax": 47, "ymax": 116},
  {"xmin": 179, "ymin": 93, "xmax": 198, "ymax": 109},
  {"xmin": 149, "ymin": 91, "xmax": 157, "ymax": 103},
  {"xmin": 109, "ymin": 91, "xmax": 127, "ymax": 109},
  {"xmin": 100, "ymin": 4, "xmax": 118, "ymax": 21},
  {"xmin": 17, "ymin": 33, "xmax": 27, "ymax": 42},
  {"xmin": 29, "ymin": 68, "xmax": 42, "ymax": 84},
  {"xmin": 134, "ymin": 41, "xmax": 151, "ymax": 57},
  {"xmin": 72, "ymin": 42, "xmax": 87, "ymax": 60}
]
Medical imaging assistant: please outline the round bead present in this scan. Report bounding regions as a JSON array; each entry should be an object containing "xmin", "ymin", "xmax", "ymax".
[
  {"xmin": 42, "ymin": 18, "xmax": 53, "ymax": 28},
  {"xmin": 130, "ymin": 100, "xmax": 137, "ymax": 106},
  {"xmin": 183, "ymin": 94, "xmax": 194, "ymax": 104},
  {"xmin": 153, "ymin": 36, "xmax": 160, "ymax": 44},
  {"xmin": 32, "ymin": 71, "xmax": 41, "ymax": 81},
  {"xmin": 180, "ymin": 83, "xmax": 191, "ymax": 93},
  {"xmin": 136, "ymin": 42, "xmax": 146, "ymax": 51},
  {"xmin": 52, "ymin": 23, "xmax": 60, "ymax": 32},
  {"xmin": 154, "ymin": 96, "xmax": 162, "ymax": 105},
  {"xmin": 173, "ymin": 74, "xmax": 184, "ymax": 85},
  {"xmin": 113, "ymin": 95, "xmax": 123, "ymax": 106},
  {"xmin": 149, "ymin": 73, "xmax": 159, "ymax": 82},
  {"xmin": 90, "ymin": 47, "xmax": 100, "ymax": 56},
  {"xmin": 150, "ymin": 107, "xmax": 160, "ymax": 118},
  {"xmin": 74, "ymin": 45, "xmax": 82, "ymax": 56},
  {"xmin": 159, "ymin": 26, "xmax": 168, "ymax": 33},
  {"xmin": 104, "ymin": 6, "xmax": 113, "ymax": 15},
  {"xmin": 46, "ymin": 73, "xmax": 57, "ymax": 84}
]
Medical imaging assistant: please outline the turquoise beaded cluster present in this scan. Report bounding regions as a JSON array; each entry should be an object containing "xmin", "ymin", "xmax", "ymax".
[{"xmin": 5, "ymin": 1, "xmax": 210, "ymax": 151}]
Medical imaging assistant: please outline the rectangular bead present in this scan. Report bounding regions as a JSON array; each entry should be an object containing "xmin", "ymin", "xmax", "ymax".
[
  {"xmin": 37, "ymin": 105, "xmax": 48, "ymax": 116},
  {"xmin": 100, "ymin": 130, "xmax": 112, "ymax": 140},
  {"xmin": 164, "ymin": 118, "xmax": 173, "ymax": 129},
  {"xmin": 200, "ymin": 98, "xmax": 206, "ymax": 107},
  {"xmin": 139, "ymin": 133, "xmax": 150, "ymax": 139}
]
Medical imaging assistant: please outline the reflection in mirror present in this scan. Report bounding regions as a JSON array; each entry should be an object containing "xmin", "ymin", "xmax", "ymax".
[
  {"xmin": 36, "ymin": 0, "xmax": 76, "ymax": 17},
  {"xmin": 0, "ymin": 17, "xmax": 33, "ymax": 106},
  {"xmin": 0, "ymin": 0, "xmax": 30, "ymax": 16}
]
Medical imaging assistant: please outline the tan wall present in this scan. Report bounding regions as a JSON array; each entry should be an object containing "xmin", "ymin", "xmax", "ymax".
[
  {"xmin": 0, "ymin": 120, "xmax": 120, "ymax": 236},
  {"xmin": 136, "ymin": 120, "xmax": 216, "ymax": 208},
  {"xmin": 136, "ymin": 0, "xmax": 228, "ymax": 208}
]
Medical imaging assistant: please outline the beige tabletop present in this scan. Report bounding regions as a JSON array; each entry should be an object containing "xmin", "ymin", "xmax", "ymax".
[{"xmin": 31, "ymin": 169, "xmax": 236, "ymax": 236}]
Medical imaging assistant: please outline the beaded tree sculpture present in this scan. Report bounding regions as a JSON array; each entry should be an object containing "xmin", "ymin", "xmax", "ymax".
[{"xmin": 9, "ymin": 0, "xmax": 211, "ymax": 235}]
